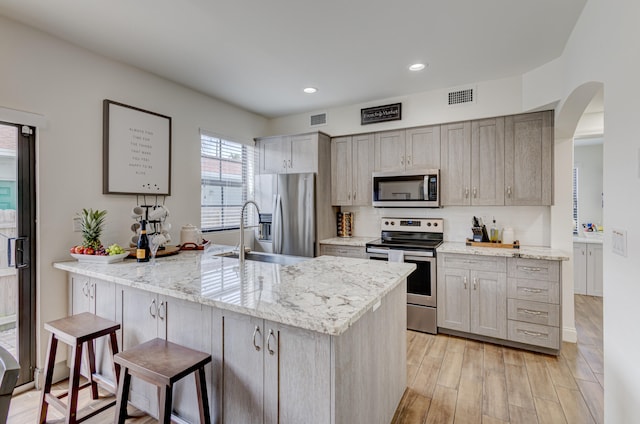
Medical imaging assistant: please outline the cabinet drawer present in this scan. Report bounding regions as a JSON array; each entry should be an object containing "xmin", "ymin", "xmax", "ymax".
[
  {"xmin": 319, "ymin": 244, "xmax": 367, "ymax": 259},
  {"xmin": 507, "ymin": 299, "xmax": 559, "ymax": 327},
  {"xmin": 508, "ymin": 258, "xmax": 559, "ymax": 282},
  {"xmin": 440, "ymin": 254, "xmax": 506, "ymax": 272},
  {"xmin": 508, "ymin": 320, "xmax": 559, "ymax": 350},
  {"xmin": 507, "ymin": 278, "xmax": 560, "ymax": 304}
]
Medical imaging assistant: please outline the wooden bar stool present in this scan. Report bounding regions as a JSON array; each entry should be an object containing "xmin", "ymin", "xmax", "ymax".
[
  {"xmin": 113, "ymin": 338, "xmax": 211, "ymax": 424},
  {"xmin": 38, "ymin": 312, "xmax": 121, "ymax": 424}
]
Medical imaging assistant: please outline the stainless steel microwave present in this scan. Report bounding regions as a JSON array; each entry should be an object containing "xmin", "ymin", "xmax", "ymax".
[{"xmin": 372, "ymin": 169, "xmax": 440, "ymax": 207}]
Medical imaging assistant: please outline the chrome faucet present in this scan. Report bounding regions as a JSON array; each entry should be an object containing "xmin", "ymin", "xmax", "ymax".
[{"xmin": 239, "ymin": 200, "xmax": 260, "ymax": 262}]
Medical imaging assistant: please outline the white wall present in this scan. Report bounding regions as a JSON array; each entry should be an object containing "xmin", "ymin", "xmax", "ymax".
[
  {"xmin": 0, "ymin": 15, "xmax": 268, "ymax": 369},
  {"xmin": 523, "ymin": 0, "xmax": 640, "ymax": 420},
  {"xmin": 574, "ymin": 143, "xmax": 603, "ymax": 228}
]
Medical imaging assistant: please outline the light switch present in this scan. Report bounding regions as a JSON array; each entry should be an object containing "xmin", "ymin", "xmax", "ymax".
[{"xmin": 612, "ymin": 228, "xmax": 627, "ymax": 257}]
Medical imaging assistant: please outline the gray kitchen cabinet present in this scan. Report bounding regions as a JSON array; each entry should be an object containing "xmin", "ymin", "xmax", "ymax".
[
  {"xmin": 573, "ymin": 242, "xmax": 603, "ymax": 296},
  {"xmin": 471, "ymin": 117, "xmax": 505, "ymax": 205},
  {"xmin": 331, "ymin": 134, "xmax": 374, "ymax": 206},
  {"xmin": 440, "ymin": 121, "xmax": 471, "ymax": 205},
  {"xmin": 437, "ymin": 254, "xmax": 507, "ymax": 339},
  {"xmin": 319, "ymin": 243, "xmax": 367, "ymax": 259},
  {"xmin": 441, "ymin": 118, "xmax": 505, "ymax": 206},
  {"xmin": 374, "ymin": 126, "xmax": 440, "ymax": 172},
  {"xmin": 221, "ymin": 311, "xmax": 331, "ymax": 424},
  {"xmin": 257, "ymin": 132, "xmax": 319, "ymax": 174},
  {"xmin": 69, "ymin": 275, "xmax": 117, "ymax": 384},
  {"xmin": 507, "ymin": 258, "xmax": 561, "ymax": 350},
  {"xmin": 504, "ymin": 111, "xmax": 553, "ymax": 205}
]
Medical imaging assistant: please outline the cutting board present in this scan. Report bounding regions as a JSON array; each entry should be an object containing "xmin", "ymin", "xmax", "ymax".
[{"xmin": 127, "ymin": 245, "xmax": 181, "ymax": 258}]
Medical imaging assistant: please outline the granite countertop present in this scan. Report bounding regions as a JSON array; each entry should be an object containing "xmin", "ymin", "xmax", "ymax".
[
  {"xmin": 318, "ymin": 236, "xmax": 378, "ymax": 247},
  {"xmin": 438, "ymin": 242, "xmax": 569, "ymax": 261},
  {"xmin": 53, "ymin": 251, "xmax": 414, "ymax": 336}
]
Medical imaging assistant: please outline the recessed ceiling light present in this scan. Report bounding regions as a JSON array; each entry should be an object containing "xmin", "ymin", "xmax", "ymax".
[
  {"xmin": 303, "ymin": 87, "xmax": 318, "ymax": 94},
  {"xmin": 409, "ymin": 63, "xmax": 426, "ymax": 71}
]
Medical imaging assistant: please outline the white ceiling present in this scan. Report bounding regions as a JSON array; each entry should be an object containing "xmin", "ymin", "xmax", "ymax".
[{"xmin": 0, "ymin": 0, "xmax": 587, "ymax": 118}]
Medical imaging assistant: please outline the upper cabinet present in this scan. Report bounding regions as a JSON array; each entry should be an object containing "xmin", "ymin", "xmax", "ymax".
[
  {"xmin": 257, "ymin": 133, "xmax": 319, "ymax": 174},
  {"xmin": 373, "ymin": 125, "xmax": 440, "ymax": 172},
  {"xmin": 471, "ymin": 117, "xmax": 505, "ymax": 206},
  {"xmin": 504, "ymin": 111, "xmax": 553, "ymax": 205},
  {"xmin": 440, "ymin": 121, "xmax": 472, "ymax": 205},
  {"xmin": 331, "ymin": 134, "xmax": 374, "ymax": 206}
]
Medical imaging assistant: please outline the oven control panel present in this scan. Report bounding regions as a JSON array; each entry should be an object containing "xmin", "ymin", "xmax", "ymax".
[{"xmin": 380, "ymin": 218, "xmax": 443, "ymax": 233}]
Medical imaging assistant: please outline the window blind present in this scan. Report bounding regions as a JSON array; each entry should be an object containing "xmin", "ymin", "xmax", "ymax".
[{"xmin": 201, "ymin": 132, "xmax": 254, "ymax": 231}]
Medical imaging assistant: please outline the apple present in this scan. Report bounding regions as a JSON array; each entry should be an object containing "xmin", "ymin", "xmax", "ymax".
[
  {"xmin": 84, "ymin": 247, "xmax": 95, "ymax": 255},
  {"xmin": 74, "ymin": 246, "xmax": 84, "ymax": 254}
]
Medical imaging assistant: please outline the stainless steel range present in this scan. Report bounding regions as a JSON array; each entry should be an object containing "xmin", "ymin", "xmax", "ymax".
[{"xmin": 366, "ymin": 218, "xmax": 443, "ymax": 334}]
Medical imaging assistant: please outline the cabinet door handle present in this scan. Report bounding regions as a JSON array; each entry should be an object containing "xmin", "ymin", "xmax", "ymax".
[
  {"xmin": 353, "ymin": 192, "xmax": 356, "ymax": 201},
  {"xmin": 465, "ymin": 187, "xmax": 470, "ymax": 198},
  {"xmin": 253, "ymin": 325, "xmax": 262, "ymax": 351},
  {"xmin": 522, "ymin": 330, "xmax": 545, "ymax": 337},
  {"xmin": 522, "ymin": 309, "xmax": 544, "ymax": 316},
  {"xmin": 522, "ymin": 267, "xmax": 542, "ymax": 272},
  {"xmin": 158, "ymin": 301, "xmax": 166, "ymax": 320},
  {"xmin": 89, "ymin": 283, "xmax": 95, "ymax": 300},
  {"xmin": 149, "ymin": 299, "xmax": 158, "ymax": 318},
  {"xmin": 400, "ymin": 156, "xmax": 404, "ymax": 165},
  {"xmin": 407, "ymin": 155, "xmax": 412, "ymax": 166},
  {"xmin": 473, "ymin": 277, "xmax": 477, "ymax": 290},
  {"xmin": 282, "ymin": 160, "xmax": 287, "ymax": 169},
  {"xmin": 506, "ymin": 186, "xmax": 512, "ymax": 197},
  {"xmin": 523, "ymin": 288, "xmax": 543, "ymax": 294},
  {"xmin": 288, "ymin": 159, "xmax": 292, "ymax": 168},
  {"xmin": 267, "ymin": 329, "xmax": 276, "ymax": 356},
  {"xmin": 82, "ymin": 281, "xmax": 89, "ymax": 298},
  {"xmin": 463, "ymin": 276, "xmax": 468, "ymax": 290},
  {"xmin": 347, "ymin": 193, "xmax": 351, "ymax": 200},
  {"xmin": 473, "ymin": 187, "xmax": 477, "ymax": 198}
]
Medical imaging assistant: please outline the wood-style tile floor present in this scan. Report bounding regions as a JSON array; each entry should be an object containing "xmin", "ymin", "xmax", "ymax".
[
  {"xmin": 392, "ymin": 294, "xmax": 603, "ymax": 424},
  {"xmin": 8, "ymin": 295, "xmax": 602, "ymax": 424}
]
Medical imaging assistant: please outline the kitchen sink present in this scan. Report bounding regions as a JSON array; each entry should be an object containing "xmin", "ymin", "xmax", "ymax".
[{"xmin": 216, "ymin": 251, "xmax": 308, "ymax": 266}]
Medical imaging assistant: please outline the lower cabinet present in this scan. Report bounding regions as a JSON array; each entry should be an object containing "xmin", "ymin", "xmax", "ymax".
[
  {"xmin": 437, "ymin": 254, "xmax": 507, "ymax": 339},
  {"xmin": 573, "ymin": 241, "xmax": 603, "ymax": 296},
  {"xmin": 319, "ymin": 243, "xmax": 367, "ymax": 259},
  {"xmin": 437, "ymin": 254, "xmax": 562, "ymax": 353},
  {"xmin": 221, "ymin": 311, "xmax": 331, "ymax": 424}
]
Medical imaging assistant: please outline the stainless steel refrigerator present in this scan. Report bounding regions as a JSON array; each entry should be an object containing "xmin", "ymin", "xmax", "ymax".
[{"xmin": 254, "ymin": 173, "xmax": 316, "ymax": 257}]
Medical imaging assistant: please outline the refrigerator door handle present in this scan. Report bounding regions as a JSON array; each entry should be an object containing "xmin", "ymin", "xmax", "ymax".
[{"xmin": 273, "ymin": 194, "xmax": 283, "ymax": 254}]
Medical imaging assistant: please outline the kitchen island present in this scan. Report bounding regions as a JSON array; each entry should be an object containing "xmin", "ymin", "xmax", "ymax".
[{"xmin": 54, "ymin": 251, "xmax": 415, "ymax": 424}]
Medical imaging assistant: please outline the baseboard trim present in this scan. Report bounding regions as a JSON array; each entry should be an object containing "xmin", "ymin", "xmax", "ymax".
[{"xmin": 563, "ymin": 326, "xmax": 578, "ymax": 343}]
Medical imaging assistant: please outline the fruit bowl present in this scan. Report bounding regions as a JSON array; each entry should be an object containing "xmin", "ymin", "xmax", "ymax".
[{"xmin": 70, "ymin": 252, "xmax": 129, "ymax": 263}]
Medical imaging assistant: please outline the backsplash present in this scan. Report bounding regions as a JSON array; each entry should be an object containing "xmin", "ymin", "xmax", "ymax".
[{"xmin": 341, "ymin": 206, "xmax": 551, "ymax": 246}]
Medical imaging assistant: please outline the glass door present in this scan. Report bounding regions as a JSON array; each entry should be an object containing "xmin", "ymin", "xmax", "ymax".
[{"xmin": 0, "ymin": 121, "xmax": 36, "ymax": 387}]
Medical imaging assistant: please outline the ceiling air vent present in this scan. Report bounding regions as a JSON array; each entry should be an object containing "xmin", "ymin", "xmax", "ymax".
[
  {"xmin": 310, "ymin": 112, "xmax": 327, "ymax": 127},
  {"xmin": 447, "ymin": 88, "xmax": 475, "ymax": 106}
]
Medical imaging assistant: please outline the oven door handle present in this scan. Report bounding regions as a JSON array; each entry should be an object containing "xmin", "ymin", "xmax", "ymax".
[{"xmin": 366, "ymin": 247, "xmax": 390, "ymax": 255}]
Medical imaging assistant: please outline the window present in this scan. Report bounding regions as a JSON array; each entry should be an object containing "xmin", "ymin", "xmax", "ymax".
[{"xmin": 201, "ymin": 132, "xmax": 254, "ymax": 231}]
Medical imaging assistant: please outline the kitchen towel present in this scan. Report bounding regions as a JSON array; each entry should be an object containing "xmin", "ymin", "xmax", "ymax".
[{"xmin": 388, "ymin": 250, "xmax": 404, "ymax": 263}]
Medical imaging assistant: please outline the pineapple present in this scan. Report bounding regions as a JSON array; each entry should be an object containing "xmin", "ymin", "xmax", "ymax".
[{"xmin": 79, "ymin": 208, "xmax": 107, "ymax": 250}]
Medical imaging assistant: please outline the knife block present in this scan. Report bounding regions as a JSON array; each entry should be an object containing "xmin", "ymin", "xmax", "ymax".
[{"xmin": 471, "ymin": 225, "xmax": 490, "ymax": 242}]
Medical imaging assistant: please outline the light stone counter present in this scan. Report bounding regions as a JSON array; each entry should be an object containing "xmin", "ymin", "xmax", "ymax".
[
  {"xmin": 53, "ymin": 251, "xmax": 414, "ymax": 336},
  {"xmin": 438, "ymin": 242, "xmax": 569, "ymax": 261},
  {"xmin": 318, "ymin": 236, "xmax": 378, "ymax": 247}
]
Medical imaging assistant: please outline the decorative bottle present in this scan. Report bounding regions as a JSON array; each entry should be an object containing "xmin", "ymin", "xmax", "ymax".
[
  {"xmin": 490, "ymin": 218, "xmax": 500, "ymax": 242},
  {"xmin": 136, "ymin": 220, "xmax": 150, "ymax": 262}
]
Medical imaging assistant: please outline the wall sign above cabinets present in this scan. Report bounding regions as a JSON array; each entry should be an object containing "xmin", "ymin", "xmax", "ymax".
[{"xmin": 361, "ymin": 103, "xmax": 402, "ymax": 125}]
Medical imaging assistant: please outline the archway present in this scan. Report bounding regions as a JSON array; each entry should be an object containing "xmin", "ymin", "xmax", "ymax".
[{"xmin": 550, "ymin": 80, "xmax": 604, "ymax": 344}]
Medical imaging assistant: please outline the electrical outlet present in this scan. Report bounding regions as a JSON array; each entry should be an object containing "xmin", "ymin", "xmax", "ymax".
[
  {"xmin": 612, "ymin": 228, "xmax": 627, "ymax": 257},
  {"xmin": 73, "ymin": 217, "xmax": 82, "ymax": 232}
]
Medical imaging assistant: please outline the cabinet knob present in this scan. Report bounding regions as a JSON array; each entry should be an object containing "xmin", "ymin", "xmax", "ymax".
[{"xmin": 253, "ymin": 325, "xmax": 262, "ymax": 351}]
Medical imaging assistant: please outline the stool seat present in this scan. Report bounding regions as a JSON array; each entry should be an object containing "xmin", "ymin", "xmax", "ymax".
[
  {"xmin": 114, "ymin": 338, "xmax": 211, "ymax": 424},
  {"xmin": 38, "ymin": 312, "xmax": 120, "ymax": 424}
]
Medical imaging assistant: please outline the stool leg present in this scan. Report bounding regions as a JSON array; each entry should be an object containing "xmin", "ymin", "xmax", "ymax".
[
  {"xmin": 85, "ymin": 339, "xmax": 99, "ymax": 399},
  {"xmin": 66, "ymin": 343, "xmax": 83, "ymax": 424},
  {"xmin": 114, "ymin": 367, "xmax": 131, "ymax": 424},
  {"xmin": 109, "ymin": 331, "xmax": 121, "ymax": 387},
  {"xmin": 38, "ymin": 333, "xmax": 58, "ymax": 424},
  {"xmin": 195, "ymin": 367, "xmax": 211, "ymax": 424},
  {"xmin": 158, "ymin": 384, "xmax": 173, "ymax": 424}
]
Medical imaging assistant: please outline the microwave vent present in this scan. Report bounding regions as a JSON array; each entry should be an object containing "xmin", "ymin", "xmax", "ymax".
[
  {"xmin": 447, "ymin": 88, "xmax": 475, "ymax": 106},
  {"xmin": 310, "ymin": 113, "xmax": 327, "ymax": 127}
]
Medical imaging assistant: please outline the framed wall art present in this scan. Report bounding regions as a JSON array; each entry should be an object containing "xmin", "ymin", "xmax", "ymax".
[{"xmin": 103, "ymin": 99, "xmax": 172, "ymax": 195}]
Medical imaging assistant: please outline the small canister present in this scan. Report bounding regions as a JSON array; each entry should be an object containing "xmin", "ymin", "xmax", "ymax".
[{"xmin": 502, "ymin": 227, "xmax": 515, "ymax": 244}]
